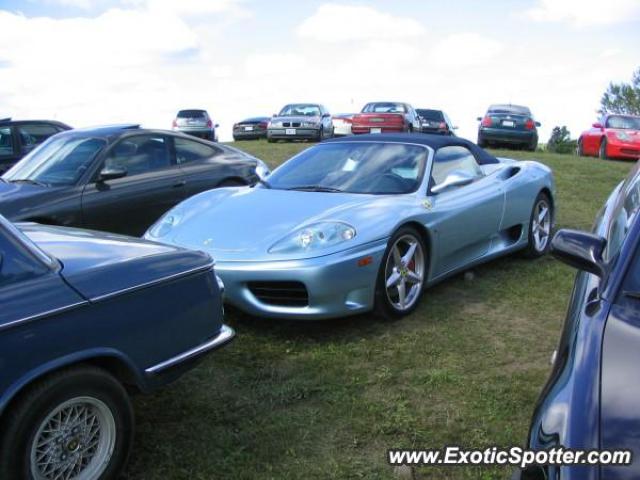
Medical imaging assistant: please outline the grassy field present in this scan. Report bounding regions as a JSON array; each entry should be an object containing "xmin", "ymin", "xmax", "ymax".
[{"xmin": 125, "ymin": 140, "xmax": 633, "ymax": 480}]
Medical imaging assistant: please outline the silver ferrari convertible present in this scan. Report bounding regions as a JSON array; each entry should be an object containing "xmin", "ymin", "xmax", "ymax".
[{"xmin": 145, "ymin": 134, "xmax": 555, "ymax": 320}]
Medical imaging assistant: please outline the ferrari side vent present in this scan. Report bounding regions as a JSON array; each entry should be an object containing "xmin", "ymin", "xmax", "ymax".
[{"xmin": 248, "ymin": 281, "xmax": 309, "ymax": 307}]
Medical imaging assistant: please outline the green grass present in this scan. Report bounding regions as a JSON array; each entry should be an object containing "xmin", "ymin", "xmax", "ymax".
[{"xmin": 125, "ymin": 140, "xmax": 634, "ymax": 479}]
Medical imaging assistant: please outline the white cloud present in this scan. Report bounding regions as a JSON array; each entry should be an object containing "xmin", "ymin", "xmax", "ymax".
[
  {"xmin": 124, "ymin": 0, "xmax": 251, "ymax": 18},
  {"xmin": 43, "ymin": 0, "xmax": 93, "ymax": 9},
  {"xmin": 429, "ymin": 33, "xmax": 503, "ymax": 67},
  {"xmin": 296, "ymin": 3, "xmax": 425, "ymax": 42},
  {"xmin": 525, "ymin": 0, "xmax": 640, "ymax": 26}
]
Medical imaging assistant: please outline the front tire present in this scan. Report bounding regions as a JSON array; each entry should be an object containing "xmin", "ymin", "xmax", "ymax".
[
  {"xmin": 375, "ymin": 227, "xmax": 427, "ymax": 319},
  {"xmin": 599, "ymin": 137, "xmax": 609, "ymax": 160},
  {"xmin": 523, "ymin": 192, "xmax": 553, "ymax": 258},
  {"xmin": 0, "ymin": 366, "xmax": 134, "ymax": 480}
]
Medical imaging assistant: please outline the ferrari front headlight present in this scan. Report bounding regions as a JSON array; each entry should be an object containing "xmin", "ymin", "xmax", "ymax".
[
  {"xmin": 146, "ymin": 207, "xmax": 184, "ymax": 239},
  {"xmin": 268, "ymin": 222, "xmax": 356, "ymax": 254}
]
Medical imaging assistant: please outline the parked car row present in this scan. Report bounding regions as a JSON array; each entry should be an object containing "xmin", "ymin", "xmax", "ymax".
[{"xmin": 230, "ymin": 102, "xmax": 459, "ymax": 143}]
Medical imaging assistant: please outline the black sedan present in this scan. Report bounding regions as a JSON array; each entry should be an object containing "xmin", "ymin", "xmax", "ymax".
[
  {"xmin": 415, "ymin": 108, "xmax": 456, "ymax": 135},
  {"xmin": 477, "ymin": 104, "xmax": 540, "ymax": 151},
  {"xmin": 233, "ymin": 116, "xmax": 270, "ymax": 140},
  {"xmin": 0, "ymin": 124, "xmax": 268, "ymax": 236},
  {"xmin": 0, "ymin": 118, "xmax": 71, "ymax": 174}
]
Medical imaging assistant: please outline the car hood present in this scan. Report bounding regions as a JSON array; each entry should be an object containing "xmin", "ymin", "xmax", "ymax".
[
  {"xmin": 19, "ymin": 222, "xmax": 213, "ymax": 300},
  {"xmin": 272, "ymin": 116, "xmax": 320, "ymax": 124},
  {"xmin": 609, "ymin": 129, "xmax": 640, "ymax": 142},
  {"xmin": 0, "ymin": 182, "xmax": 67, "ymax": 216},
  {"xmin": 152, "ymin": 187, "xmax": 417, "ymax": 261}
]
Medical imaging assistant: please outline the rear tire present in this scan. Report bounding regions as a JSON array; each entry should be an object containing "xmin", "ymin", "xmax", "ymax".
[
  {"xmin": 576, "ymin": 138, "xmax": 584, "ymax": 156},
  {"xmin": 477, "ymin": 135, "xmax": 486, "ymax": 148},
  {"xmin": 0, "ymin": 366, "xmax": 134, "ymax": 480},
  {"xmin": 599, "ymin": 137, "xmax": 609, "ymax": 160},
  {"xmin": 375, "ymin": 227, "xmax": 427, "ymax": 319},
  {"xmin": 523, "ymin": 192, "xmax": 553, "ymax": 258}
]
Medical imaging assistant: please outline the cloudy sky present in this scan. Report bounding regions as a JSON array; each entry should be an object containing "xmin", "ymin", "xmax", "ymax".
[{"xmin": 0, "ymin": 0, "xmax": 638, "ymax": 142}]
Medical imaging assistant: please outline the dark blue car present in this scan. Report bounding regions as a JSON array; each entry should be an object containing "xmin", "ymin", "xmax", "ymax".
[
  {"xmin": 517, "ymin": 161, "xmax": 640, "ymax": 479},
  {"xmin": 0, "ymin": 215, "xmax": 233, "ymax": 480}
]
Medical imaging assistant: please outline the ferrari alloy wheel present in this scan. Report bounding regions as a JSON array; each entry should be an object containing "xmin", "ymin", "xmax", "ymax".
[
  {"xmin": 523, "ymin": 192, "xmax": 553, "ymax": 258},
  {"xmin": 376, "ymin": 227, "xmax": 427, "ymax": 318},
  {"xmin": 0, "ymin": 366, "xmax": 133, "ymax": 480}
]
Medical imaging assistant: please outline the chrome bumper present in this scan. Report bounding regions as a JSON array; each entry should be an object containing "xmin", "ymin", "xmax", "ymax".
[{"xmin": 145, "ymin": 324, "xmax": 235, "ymax": 374}]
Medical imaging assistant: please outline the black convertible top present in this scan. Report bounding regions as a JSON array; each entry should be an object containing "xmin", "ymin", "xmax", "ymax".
[{"xmin": 323, "ymin": 133, "xmax": 499, "ymax": 165}]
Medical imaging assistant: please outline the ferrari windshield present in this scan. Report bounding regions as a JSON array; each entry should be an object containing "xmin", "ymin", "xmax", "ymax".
[
  {"xmin": 266, "ymin": 142, "xmax": 427, "ymax": 194},
  {"xmin": 3, "ymin": 135, "xmax": 106, "ymax": 186},
  {"xmin": 278, "ymin": 104, "xmax": 321, "ymax": 117},
  {"xmin": 606, "ymin": 115, "xmax": 640, "ymax": 130}
]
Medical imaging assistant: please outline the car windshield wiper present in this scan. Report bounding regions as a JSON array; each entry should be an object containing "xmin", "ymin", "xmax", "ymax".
[
  {"xmin": 8, "ymin": 178, "xmax": 49, "ymax": 187},
  {"xmin": 286, "ymin": 185, "xmax": 345, "ymax": 193}
]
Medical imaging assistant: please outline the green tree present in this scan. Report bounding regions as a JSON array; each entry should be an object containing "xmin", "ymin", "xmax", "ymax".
[
  {"xmin": 600, "ymin": 67, "xmax": 640, "ymax": 116},
  {"xmin": 547, "ymin": 126, "xmax": 577, "ymax": 154}
]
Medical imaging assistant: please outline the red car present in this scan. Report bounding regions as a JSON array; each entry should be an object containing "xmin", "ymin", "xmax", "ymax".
[
  {"xmin": 578, "ymin": 114, "xmax": 640, "ymax": 160},
  {"xmin": 351, "ymin": 102, "xmax": 421, "ymax": 135}
]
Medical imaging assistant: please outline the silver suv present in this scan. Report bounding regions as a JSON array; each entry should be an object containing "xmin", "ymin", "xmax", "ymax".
[{"xmin": 172, "ymin": 109, "xmax": 218, "ymax": 141}]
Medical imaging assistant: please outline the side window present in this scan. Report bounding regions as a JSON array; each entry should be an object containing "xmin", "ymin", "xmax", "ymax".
[
  {"xmin": 174, "ymin": 137, "xmax": 221, "ymax": 164},
  {"xmin": 431, "ymin": 146, "xmax": 483, "ymax": 186},
  {"xmin": 103, "ymin": 135, "xmax": 171, "ymax": 177},
  {"xmin": 17, "ymin": 124, "xmax": 60, "ymax": 153},
  {"xmin": 0, "ymin": 127, "xmax": 15, "ymax": 158}
]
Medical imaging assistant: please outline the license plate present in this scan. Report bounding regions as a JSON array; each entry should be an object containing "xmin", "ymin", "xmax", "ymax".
[
  {"xmin": 285, "ymin": 128, "xmax": 296, "ymax": 135},
  {"xmin": 370, "ymin": 128, "xmax": 382, "ymax": 134},
  {"xmin": 502, "ymin": 120, "xmax": 515, "ymax": 127},
  {"xmin": 244, "ymin": 126, "xmax": 254, "ymax": 131}
]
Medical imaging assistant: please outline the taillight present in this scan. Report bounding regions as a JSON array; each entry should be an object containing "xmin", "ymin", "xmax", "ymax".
[
  {"xmin": 343, "ymin": 117, "xmax": 353, "ymax": 124},
  {"xmin": 233, "ymin": 123, "xmax": 238, "ymax": 129},
  {"xmin": 525, "ymin": 119, "xmax": 535, "ymax": 130},
  {"xmin": 207, "ymin": 119, "xmax": 213, "ymax": 128},
  {"xmin": 172, "ymin": 119, "xmax": 177, "ymax": 128},
  {"xmin": 259, "ymin": 122, "xmax": 268, "ymax": 128},
  {"xmin": 481, "ymin": 116, "xmax": 492, "ymax": 127},
  {"xmin": 438, "ymin": 122, "xmax": 447, "ymax": 129}
]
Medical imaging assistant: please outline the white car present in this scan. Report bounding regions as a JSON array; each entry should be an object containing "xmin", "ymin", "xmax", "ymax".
[{"xmin": 332, "ymin": 113, "xmax": 354, "ymax": 136}]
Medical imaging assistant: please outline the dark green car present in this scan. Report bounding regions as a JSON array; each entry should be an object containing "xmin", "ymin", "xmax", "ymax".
[{"xmin": 477, "ymin": 104, "xmax": 540, "ymax": 151}]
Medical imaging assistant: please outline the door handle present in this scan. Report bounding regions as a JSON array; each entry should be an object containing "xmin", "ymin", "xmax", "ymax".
[{"xmin": 172, "ymin": 180, "xmax": 186, "ymax": 188}]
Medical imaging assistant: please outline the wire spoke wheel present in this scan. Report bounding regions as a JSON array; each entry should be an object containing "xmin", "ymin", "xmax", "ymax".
[
  {"xmin": 30, "ymin": 396, "xmax": 116, "ymax": 480},
  {"xmin": 384, "ymin": 234, "xmax": 425, "ymax": 312}
]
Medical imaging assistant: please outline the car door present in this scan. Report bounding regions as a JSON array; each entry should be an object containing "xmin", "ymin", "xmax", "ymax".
[
  {"xmin": 81, "ymin": 134, "xmax": 187, "ymax": 236},
  {"xmin": 427, "ymin": 145, "xmax": 504, "ymax": 277},
  {"xmin": 585, "ymin": 117, "xmax": 604, "ymax": 155},
  {"xmin": 173, "ymin": 135, "xmax": 239, "ymax": 198}
]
